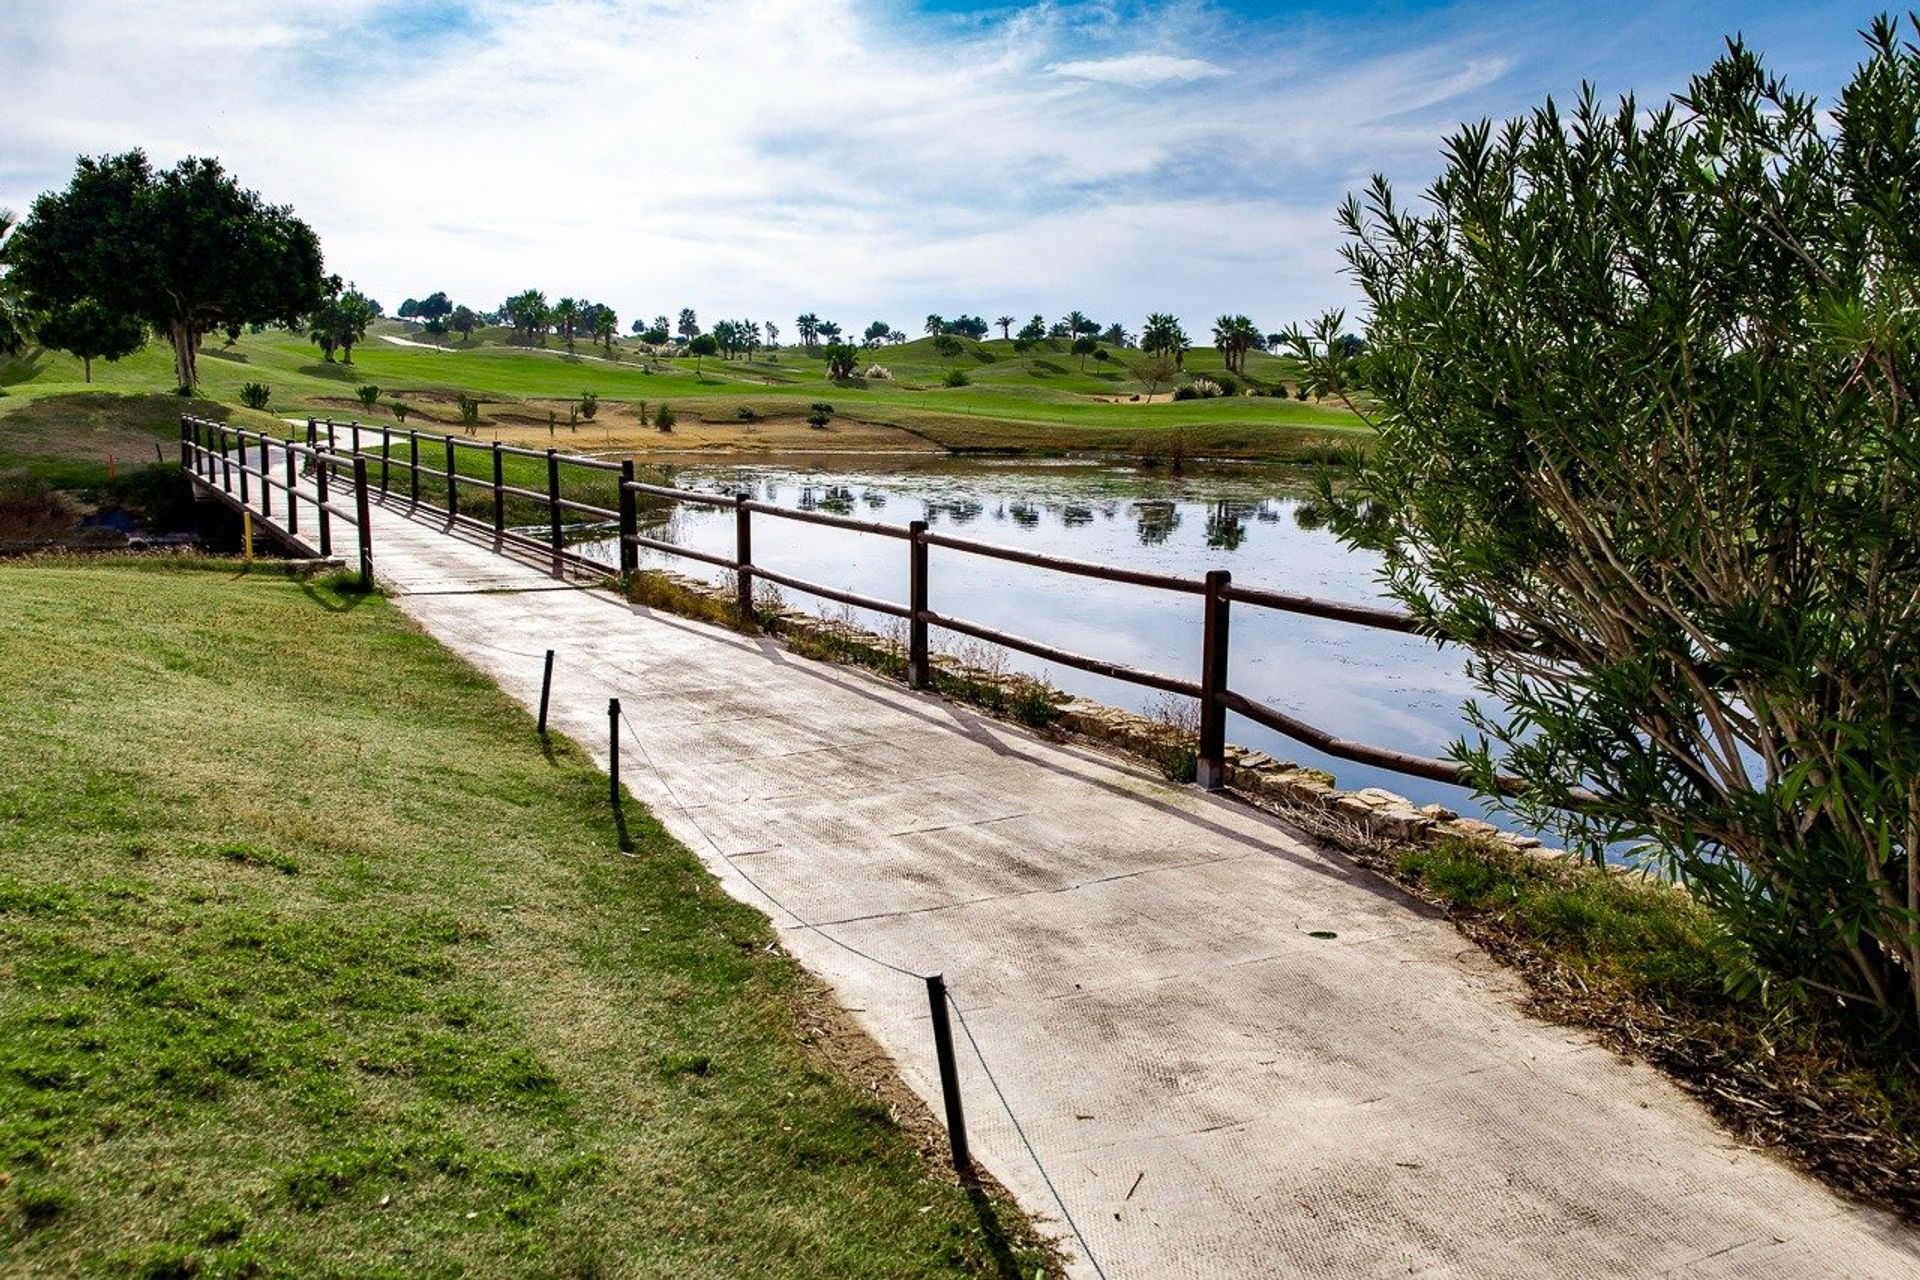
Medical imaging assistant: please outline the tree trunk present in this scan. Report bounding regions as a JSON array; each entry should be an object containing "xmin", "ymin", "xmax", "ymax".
[
  {"xmin": 83, "ymin": 356, "xmax": 91, "ymax": 383},
  {"xmin": 166, "ymin": 319, "xmax": 198, "ymax": 391}
]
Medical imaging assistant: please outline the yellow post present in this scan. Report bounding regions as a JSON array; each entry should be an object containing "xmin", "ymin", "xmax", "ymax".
[{"xmin": 242, "ymin": 510, "xmax": 255, "ymax": 564}]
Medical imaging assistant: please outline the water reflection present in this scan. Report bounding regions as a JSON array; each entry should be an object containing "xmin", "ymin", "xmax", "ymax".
[{"xmin": 589, "ymin": 453, "xmax": 1539, "ymax": 840}]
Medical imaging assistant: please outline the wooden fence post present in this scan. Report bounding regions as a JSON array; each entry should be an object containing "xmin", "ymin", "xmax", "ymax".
[
  {"xmin": 353, "ymin": 457, "xmax": 374, "ymax": 591},
  {"xmin": 236, "ymin": 431, "xmax": 250, "ymax": 507},
  {"xmin": 619, "ymin": 460, "xmax": 638, "ymax": 577},
  {"xmin": 380, "ymin": 426, "xmax": 391, "ymax": 495},
  {"xmin": 734, "ymin": 493, "xmax": 753, "ymax": 622},
  {"xmin": 546, "ymin": 448, "xmax": 562, "ymax": 574},
  {"xmin": 285, "ymin": 444, "xmax": 299, "ymax": 537},
  {"xmin": 178, "ymin": 416, "xmax": 191, "ymax": 472},
  {"xmin": 908, "ymin": 520, "xmax": 931, "ymax": 688},
  {"xmin": 444, "ymin": 437, "xmax": 458, "ymax": 519},
  {"xmin": 492, "ymin": 442, "xmax": 505, "ymax": 537},
  {"xmin": 409, "ymin": 430, "xmax": 421, "ymax": 507},
  {"xmin": 316, "ymin": 455, "xmax": 332, "ymax": 557},
  {"xmin": 1197, "ymin": 569, "xmax": 1231, "ymax": 789}
]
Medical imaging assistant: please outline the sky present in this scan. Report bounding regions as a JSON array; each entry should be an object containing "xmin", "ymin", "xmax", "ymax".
[{"xmin": 0, "ymin": 0, "xmax": 1889, "ymax": 335}]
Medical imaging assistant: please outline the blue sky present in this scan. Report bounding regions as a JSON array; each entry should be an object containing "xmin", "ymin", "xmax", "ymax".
[{"xmin": 0, "ymin": 1, "xmax": 1888, "ymax": 334}]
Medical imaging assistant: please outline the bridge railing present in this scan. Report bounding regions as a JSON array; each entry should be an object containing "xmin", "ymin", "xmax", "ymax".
[
  {"xmin": 301, "ymin": 415, "xmax": 1559, "ymax": 802},
  {"xmin": 179, "ymin": 417, "xmax": 374, "ymax": 591}
]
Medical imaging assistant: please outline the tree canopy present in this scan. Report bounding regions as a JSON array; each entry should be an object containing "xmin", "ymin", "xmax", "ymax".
[
  {"xmin": 36, "ymin": 297, "xmax": 145, "ymax": 381},
  {"xmin": 1291, "ymin": 17, "xmax": 1920, "ymax": 1029},
  {"xmin": 8, "ymin": 151, "xmax": 324, "ymax": 391}
]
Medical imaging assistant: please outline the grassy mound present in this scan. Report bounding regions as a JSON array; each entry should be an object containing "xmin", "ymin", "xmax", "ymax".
[{"xmin": 0, "ymin": 559, "xmax": 1053, "ymax": 1277}]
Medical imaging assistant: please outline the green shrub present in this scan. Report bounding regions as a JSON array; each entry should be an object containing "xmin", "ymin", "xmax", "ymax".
[
  {"xmin": 355, "ymin": 384, "xmax": 380, "ymax": 409},
  {"xmin": 238, "ymin": 382, "xmax": 270, "ymax": 411},
  {"xmin": 1170, "ymin": 385, "xmax": 1199, "ymax": 402},
  {"xmin": 943, "ymin": 368, "xmax": 971, "ymax": 387},
  {"xmin": 653, "ymin": 403, "xmax": 675, "ymax": 432},
  {"xmin": 579, "ymin": 391, "xmax": 598, "ymax": 421},
  {"xmin": 1289, "ymin": 17, "xmax": 1920, "ymax": 1029}
]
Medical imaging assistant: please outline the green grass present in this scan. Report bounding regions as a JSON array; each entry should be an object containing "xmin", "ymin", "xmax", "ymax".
[
  {"xmin": 0, "ymin": 558, "xmax": 1055, "ymax": 1277},
  {"xmin": 2, "ymin": 323, "xmax": 1364, "ymax": 460},
  {"xmin": 1393, "ymin": 837, "xmax": 1920, "ymax": 1216}
]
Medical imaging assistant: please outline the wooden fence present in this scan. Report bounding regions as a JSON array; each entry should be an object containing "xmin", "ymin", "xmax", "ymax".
[{"xmin": 186, "ymin": 414, "xmax": 1534, "ymax": 800}]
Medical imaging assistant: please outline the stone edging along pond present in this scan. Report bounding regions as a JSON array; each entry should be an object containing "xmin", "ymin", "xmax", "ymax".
[{"xmin": 615, "ymin": 566, "xmax": 1573, "ymax": 868}]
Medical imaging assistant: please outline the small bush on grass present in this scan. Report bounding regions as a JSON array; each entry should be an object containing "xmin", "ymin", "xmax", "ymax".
[{"xmin": 238, "ymin": 382, "xmax": 271, "ymax": 411}]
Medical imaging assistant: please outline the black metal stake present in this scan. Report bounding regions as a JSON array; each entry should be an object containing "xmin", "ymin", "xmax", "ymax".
[
  {"xmin": 924, "ymin": 973, "xmax": 970, "ymax": 1175},
  {"xmin": 607, "ymin": 697, "xmax": 622, "ymax": 810},
  {"xmin": 537, "ymin": 649, "xmax": 555, "ymax": 734}
]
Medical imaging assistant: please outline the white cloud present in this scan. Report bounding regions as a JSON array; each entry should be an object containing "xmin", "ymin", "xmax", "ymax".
[
  {"xmin": 1046, "ymin": 53, "xmax": 1230, "ymax": 86},
  {"xmin": 0, "ymin": 0, "xmax": 1584, "ymax": 331}
]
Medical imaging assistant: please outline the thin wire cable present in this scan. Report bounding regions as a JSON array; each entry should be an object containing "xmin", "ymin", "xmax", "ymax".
[
  {"xmin": 949, "ymin": 1000, "xmax": 1108, "ymax": 1280},
  {"xmin": 615, "ymin": 709, "xmax": 921, "ymax": 980},
  {"xmin": 615, "ymin": 705, "xmax": 1108, "ymax": 1279}
]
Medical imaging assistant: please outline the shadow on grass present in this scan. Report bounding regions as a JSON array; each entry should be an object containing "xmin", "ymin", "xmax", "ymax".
[{"xmin": 965, "ymin": 1184, "xmax": 1044, "ymax": 1280}]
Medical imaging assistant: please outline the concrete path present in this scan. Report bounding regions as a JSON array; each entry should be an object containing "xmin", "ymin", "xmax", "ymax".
[{"xmin": 304, "ymin": 486, "xmax": 1917, "ymax": 1278}]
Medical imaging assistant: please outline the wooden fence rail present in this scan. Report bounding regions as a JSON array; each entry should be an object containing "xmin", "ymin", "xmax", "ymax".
[{"xmin": 205, "ymin": 415, "xmax": 1558, "ymax": 802}]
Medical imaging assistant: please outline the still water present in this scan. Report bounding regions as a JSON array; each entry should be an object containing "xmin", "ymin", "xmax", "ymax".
[{"xmin": 581, "ymin": 454, "xmax": 1537, "ymax": 836}]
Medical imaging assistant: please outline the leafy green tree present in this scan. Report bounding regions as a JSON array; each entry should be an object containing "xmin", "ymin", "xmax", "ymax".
[
  {"xmin": 0, "ymin": 209, "xmax": 30, "ymax": 357},
  {"xmin": 451, "ymin": 305, "xmax": 478, "ymax": 342},
  {"xmin": 996, "ymin": 315, "xmax": 1015, "ymax": 340},
  {"xmin": 36, "ymin": 297, "xmax": 145, "ymax": 381},
  {"xmin": 677, "ymin": 308, "xmax": 699, "ymax": 341},
  {"xmin": 949, "ymin": 315, "xmax": 989, "ymax": 341},
  {"xmin": 1290, "ymin": 18, "xmax": 1920, "ymax": 1027},
  {"xmin": 863, "ymin": 320, "xmax": 891, "ymax": 348},
  {"xmin": 1102, "ymin": 322, "xmax": 1131, "ymax": 347},
  {"xmin": 1017, "ymin": 315, "xmax": 1047, "ymax": 343},
  {"xmin": 1071, "ymin": 335, "xmax": 1098, "ymax": 370},
  {"xmin": 688, "ymin": 332, "xmax": 717, "ymax": 372},
  {"xmin": 796, "ymin": 312, "xmax": 820, "ymax": 349},
  {"xmin": 8, "ymin": 151, "xmax": 325, "ymax": 391},
  {"xmin": 815, "ymin": 320, "xmax": 842, "ymax": 343},
  {"xmin": 924, "ymin": 314, "xmax": 944, "ymax": 337}
]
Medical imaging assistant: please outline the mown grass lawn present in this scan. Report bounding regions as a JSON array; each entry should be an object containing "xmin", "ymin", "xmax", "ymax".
[
  {"xmin": 0, "ymin": 558, "xmax": 1054, "ymax": 1278},
  {"xmin": 3, "ymin": 324, "xmax": 1363, "ymax": 461}
]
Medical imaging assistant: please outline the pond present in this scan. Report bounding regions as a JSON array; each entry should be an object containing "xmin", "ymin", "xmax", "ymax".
[{"xmin": 577, "ymin": 453, "xmax": 1548, "ymax": 840}]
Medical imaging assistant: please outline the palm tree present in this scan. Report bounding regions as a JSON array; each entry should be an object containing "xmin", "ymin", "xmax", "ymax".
[
  {"xmin": 796, "ymin": 312, "xmax": 819, "ymax": 350},
  {"xmin": 924, "ymin": 314, "xmax": 945, "ymax": 338},
  {"xmin": 1062, "ymin": 310, "xmax": 1094, "ymax": 341},
  {"xmin": 765, "ymin": 319, "xmax": 780, "ymax": 348},
  {"xmin": 554, "ymin": 297, "xmax": 581, "ymax": 353},
  {"xmin": 1142, "ymin": 312, "xmax": 1189, "ymax": 370},
  {"xmin": 595, "ymin": 307, "xmax": 617, "ymax": 352},
  {"xmin": 996, "ymin": 315, "xmax": 1015, "ymax": 341},
  {"xmin": 1211, "ymin": 314, "xmax": 1259, "ymax": 374},
  {"xmin": 816, "ymin": 319, "xmax": 842, "ymax": 343}
]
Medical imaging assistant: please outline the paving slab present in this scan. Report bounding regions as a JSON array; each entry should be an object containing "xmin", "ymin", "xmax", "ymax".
[{"xmin": 265, "ymin": 470, "xmax": 1920, "ymax": 1278}]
